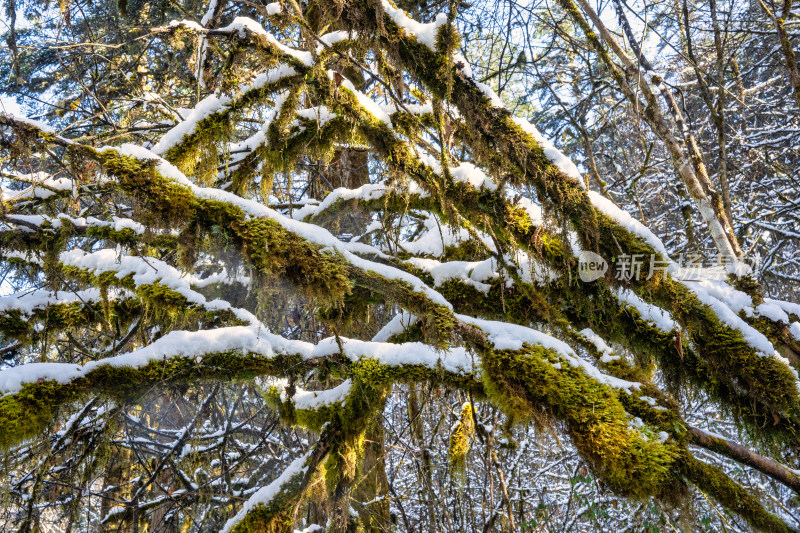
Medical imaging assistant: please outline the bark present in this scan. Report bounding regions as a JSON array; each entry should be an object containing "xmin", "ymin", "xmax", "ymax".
[
  {"xmin": 353, "ymin": 418, "xmax": 392, "ymax": 531},
  {"xmin": 564, "ymin": 0, "xmax": 741, "ymax": 259},
  {"xmin": 758, "ymin": 0, "xmax": 800, "ymax": 113},
  {"xmin": 681, "ymin": 0, "xmax": 733, "ymax": 223},
  {"xmin": 408, "ymin": 389, "xmax": 437, "ymax": 533},
  {"xmin": 610, "ymin": 0, "xmax": 740, "ymax": 257},
  {"xmin": 709, "ymin": 0, "xmax": 732, "ymax": 223},
  {"xmin": 689, "ymin": 426, "xmax": 800, "ymax": 495}
]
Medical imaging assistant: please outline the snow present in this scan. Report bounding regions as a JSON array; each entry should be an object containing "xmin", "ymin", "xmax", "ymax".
[
  {"xmin": 472, "ymin": 79, "xmax": 506, "ymax": 108},
  {"xmin": 0, "ymin": 288, "xmax": 130, "ymax": 315},
  {"xmin": 114, "ymin": 142, "xmax": 454, "ymax": 315},
  {"xmin": 116, "ymin": 144, "xmax": 192, "ymax": 185},
  {"xmin": 0, "ymin": 326, "xmax": 277, "ymax": 396},
  {"xmin": 790, "ymin": 322, "xmax": 800, "ymax": 342},
  {"xmin": 192, "ymin": 268, "xmax": 250, "ymax": 288},
  {"xmin": 61, "ymin": 248, "xmax": 177, "ymax": 287},
  {"xmin": 317, "ymin": 31, "xmax": 354, "ymax": 52},
  {"xmin": 311, "ymin": 337, "xmax": 473, "ymax": 374},
  {"xmin": 4, "ymin": 213, "xmax": 150, "ymax": 236},
  {"xmin": 765, "ymin": 298, "xmax": 800, "ymax": 320},
  {"xmin": 292, "ymin": 183, "xmax": 387, "ymax": 221},
  {"xmin": 686, "ymin": 278, "xmax": 753, "ymax": 315},
  {"xmin": 458, "ymin": 314, "xmax": 569, "ymax": 354},
  {"xmin": 294, "ymin": 106, "xmax": 336, "ymax": 128},
  {"xmin": 2, "ymin": 250, "xmax": 44, "ymax": 266},
  {"xmin": 0, "ymin": 363, "xmax": 85, "ymax": 394},
  {"xmin": 341, "ymin": 240, "xmax": 391, "ymax": 260},
  {"xmin": 414, "ymin": 151, "xmax": 498, "ymax": 190},
  {"xmin": 150, "ymin": 64, "xmax": 297, "ymax": 155},
  {"xmin": 682, "ymin": 280, "xmax": 792, "ymax": 326},
  {"xmin": 294, "ymin": 526, "xmax": 324, "ymax": 533},
  {"xmin": 1, "ymin": 173, "xmax": 72, "ymax": 202},
  {"xmin": 587, "ymin": 191, "xmax": 669, "ymax": 257},
  {"xmin": 292, "ymin": 379, "xmax": 351, "ymax": 410},
  {"xmin": 334, "ymin": 73, "xmax": 392, "ymax": 125},
  {"xmin": 639, "ymin": 395, "xmax": 657, "ymax": 407},
  {"xmin": 407, "ymin": 257, "xmax": 498, "ymax": 293},
  {"xmin": 511, "ymin": 117, "xmax": 585, "ymax": 186},
  {"xmin": 398, "ymin": 215, "xmax": 493, "ymax": 257},
  {"xmin": 756, "ymin": 302, "xmax": 790, "ymax": 323},
  {"xmin": 58, "ymin": 248, "xmax": 262, "ymax": 327},
  {"xmin": 379, "ymin": 102, "xmax": 434, "ymax": 116},
  {"xmin": 578, "ymin": 328, "xmax": 618, "ymax": 362},
  {"xmin": 516, "ymin": 197, "xmax": 543, "ymax": 226},
  {"xmin": 265, "ymin": 2, "xmax": 282, "ymax": 15},
  {"xmin": 109, "ymin": 216, "xmax": 146, "ymax": 234},
  {"xmin": 450, "ymin": 161, "xmax": 497, "ymax": 191},
  {"xmin": 220, "ymin": 452, "xmax": 310, "ymax": 533},
  {"xmin": 456, "ymin": 314, "xmax": 641, "ymax": 394},
  {"xmin": 682, "ymin": 280, "xmax": 788, "ymax": 365},
  {"xmin": 6, "ymin": 214, "xmax": 45, "ymax": 228},
  {"xmin": 668, "ymin": 283, "xmax": 796, "ymax": 382},
  {"xmin": 0, "ymin": 111, "xmax": 55, "ymax": 133},
  {"xmin": 0, "ymin": 317, "xmax": 482, "ymax": 397},
  {"xmin": 217, "ymin": 18, "xmax": 313, "ymax": 66},
  {"xmin": 614, "ymin": 287, "xmax": 677, "ymax": 333},
  {"xmin": 514, "ymin": 249, "xmax": 558, "ymax": 285},
  {"xmin": 200, "ymin": 0, "xmax": 217, "ymax": 25},
  {"xmin": 372, "ymin": 312, "xmax": 418, "ymax": 342},
  {"xmin": 399, "ymin": 221, "xmax": 548, "ymax": 288},
  {"xmin": 653, "ymin": 281, "xmax": 795, "ymax": 355},
  {"xmin": 169, "ymin": 19, "xmax": 205, "ymax": 32},
  {"xmin": 227, "ymin": 91, "xmax": 288, "ymax": 169},
  {"xmin": 381, "ymin": 1, "xmax": 447, "ymax": 51}
]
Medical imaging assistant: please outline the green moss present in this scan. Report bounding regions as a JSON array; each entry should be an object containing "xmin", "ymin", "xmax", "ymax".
[
  {"xmin": 329, "ymin": 81, "xmax": 570, "ymax": 269},
  {"xmin": 0, "ymin": 297, "xmax": 142, "ymax": 345},
  {"xmin": 352, "ymin": 269, "xmax": 454, "ymax": 348},
  {"xmin": 0, "ymin": 310, "xmax": 30, "ymax": 340},
  {"xmin": 0, "ymin": 350, "xmax": 305, "ymax": 451},
  {"xmin": 357, "ymin": 0, "xmax": 800, "ymax": 438},
  {"xmin": 682, "ymin": 455, "xmax": 795, "ymax": 533},
  {"xmin": 0, "ymin": 380, "xmax": 82, "ymax": 450},
  {"xmin": 225, "ymin": 478, "xmax": 302, "ymax": 533},
  {"xmin": 646, "ymin": 274, "xmax": 799, "ymax": 413},
  {"xmin": 482, "ymin": 345, "xmax": 681, "ymax": 499},
  {"xmin": 160, "ymin": 71, "xmax": 304, "ymax": 180}
]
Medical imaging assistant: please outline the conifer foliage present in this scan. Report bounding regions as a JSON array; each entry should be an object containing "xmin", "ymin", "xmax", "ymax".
[{"xmin": 1, "ymin": 0, "xmax": 800, "ymax": 531}]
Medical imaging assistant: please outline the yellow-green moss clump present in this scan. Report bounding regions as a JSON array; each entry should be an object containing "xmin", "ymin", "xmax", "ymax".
[
  {"xmin": 0, "ymin": 351, "xmax": 304, "ymax": 451},
  {"xmin": 682, "ymin": 455, "xmax": 796, "ymax": 533},
  {"xmin": 481, "ymin": 345, "xmax": 682, "ymax": 499},
  {"xmin": 448, "ymin": 401, "xmax": 475, "ymax": 472}
]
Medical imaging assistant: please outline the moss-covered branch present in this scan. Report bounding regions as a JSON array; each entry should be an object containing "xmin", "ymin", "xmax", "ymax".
[
  {"xmin": 682, "ymin": 454, "xmax": 799, "ymax": 533},
  {"xmin": 322, "ymin": 0, "xmax": 799, "ymax": 425},
  {"xmin": 480, "ymin": 343, "xmax": 682, "ymax": 499}
]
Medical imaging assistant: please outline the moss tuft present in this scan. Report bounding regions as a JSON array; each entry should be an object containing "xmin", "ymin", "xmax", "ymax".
[
  {"xmin": 448, "ymin": 401, "xmax": 474, "ymax": 472},
  {"xmin": 482, "ymin": 345, "xmax": 682, "ymax": 499}
]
